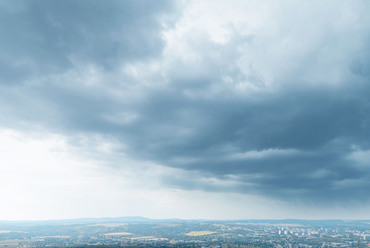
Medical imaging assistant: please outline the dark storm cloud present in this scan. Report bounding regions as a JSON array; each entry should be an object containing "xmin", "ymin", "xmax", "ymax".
[
  {"xmin": 1, "ymin": 0, "xmax": 370, "ymax": 204},
  {"xmin": 0, "ymin": 0, "xmax": 174, "ymax": 84},
  {"xmin": 0, "ymin": 0, "xmax": 176, "ymax": 129},
  {"xmin": 129, "ymin": 82, "xmax": 370, "ymax": 202}
]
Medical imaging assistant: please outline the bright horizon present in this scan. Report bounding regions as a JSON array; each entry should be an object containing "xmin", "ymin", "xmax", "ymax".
[{"xmin": 1, "ymin": 216, "xmax": 370, "ymax": 222}]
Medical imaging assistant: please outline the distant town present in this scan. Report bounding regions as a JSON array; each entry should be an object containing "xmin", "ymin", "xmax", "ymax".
[{"xmin": 0, "ymin": 217, "xmax": 370, "ymax": 247}]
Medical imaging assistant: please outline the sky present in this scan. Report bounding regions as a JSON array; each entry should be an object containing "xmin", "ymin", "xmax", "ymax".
[{"xmin": 1, "ymin": 0, "xmax": 370, "ymax": 220}]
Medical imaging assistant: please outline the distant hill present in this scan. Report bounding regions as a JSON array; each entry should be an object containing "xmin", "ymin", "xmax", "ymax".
[
  {"xmin": 70, "ymin": 216, "xmax": 152, "ymax": 223},
  {"xmin": 0, "ymin": 216, "xmax": 152, "ymax": 225},
  {"xmin": 1, "ymin": 217, "xmax": 369, "ymax": 225}
]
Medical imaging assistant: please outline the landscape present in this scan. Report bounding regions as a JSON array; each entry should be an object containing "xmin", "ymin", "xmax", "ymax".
[
  {"xmin": 1, "ymin": 217, "xmax": 370, "ymax": 248},
  {"xmin": 1, "ymin": 1, "xmax": 370, "ymax": 248}
]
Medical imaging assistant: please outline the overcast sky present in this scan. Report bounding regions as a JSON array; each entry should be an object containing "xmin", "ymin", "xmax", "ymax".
[{"xmin": 1, "ymin": 0, "xmax": 370, "ymax": 220}]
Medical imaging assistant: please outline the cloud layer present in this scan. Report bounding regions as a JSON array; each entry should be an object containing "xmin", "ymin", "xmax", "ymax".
[{"xmin": 1, "ymin": 0, "xmax": 370, "ymax": 217}]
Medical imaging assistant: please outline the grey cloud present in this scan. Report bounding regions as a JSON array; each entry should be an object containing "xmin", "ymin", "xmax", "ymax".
[
  {"xmin": 1, "ymin": 0, "xmax": 370, "ymax": 205},
  {"xmin": 0, "ymin": 0, "xmax": 175, "ymax": 85}
]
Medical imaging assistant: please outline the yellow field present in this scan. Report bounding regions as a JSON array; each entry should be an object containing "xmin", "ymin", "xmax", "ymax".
[
  {"xmin": 35, "ymin": 236, "xmax": 71, "ymax": 238},
  {"xmin": 104, "ymin": 232, "xmax": 132, "ymax": 236},
  {"xmin": 88, "ymin": 223, "xmax": 128, "ymax": 227},
  {"xmin": 185, "ymin": 231, "xmax": 216, "ymax": 236}
]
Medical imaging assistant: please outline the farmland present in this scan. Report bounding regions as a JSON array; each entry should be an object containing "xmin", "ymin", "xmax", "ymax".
[{"xmin": 185, "ymin": 231, "xmax": 217, "ymax": 236}]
